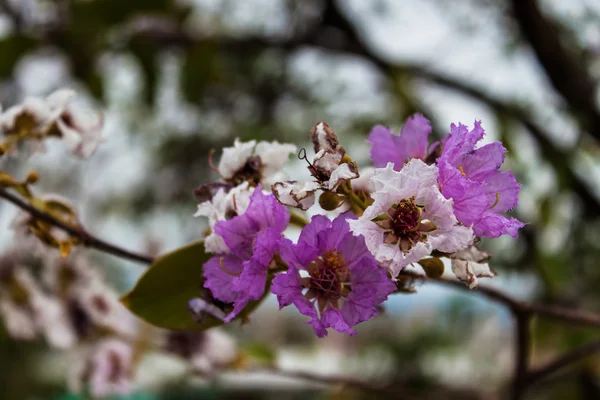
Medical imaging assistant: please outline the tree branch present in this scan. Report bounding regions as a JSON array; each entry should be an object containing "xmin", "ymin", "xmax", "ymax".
[
  {"xmin": 509, "ymin": 0, "xmax": 600, "ymax": 141},
  {"xmin": 402, "ymin": 273, "xmax": 600, "ymax": 329},
  {"xmin": 311, "ymin": 0, "xmax": 600, "ymax": 217},
  {"xmin": 0, "ymin": 187, "xmax": 154, "ymax": 264},
  {"xmin": 248, "ymin": 366, "xmax": 487, "ymax": 399},
  {"xmin": 526, "ymin": 339, "xmax": 600, "ymax": 388},
  {"xmin": 511, "ymin": 311, "xmax": 531, "ymax": 399}
]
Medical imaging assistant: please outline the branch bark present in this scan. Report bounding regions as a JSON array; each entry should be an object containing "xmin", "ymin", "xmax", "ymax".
[
  {"xmin": 511, "ymin": 311, "xmax": 531, "ymax": 399},
  {"xmin": 527, "ymin": 339, "xmax": 600, "ymax": 388},
  {"xmin": 509, "ymin": 0, "xmax": 600, "ymax": 141},
  {"xmin": 0, "ymin": 187, "xmax": 154, "ymax": 264}
]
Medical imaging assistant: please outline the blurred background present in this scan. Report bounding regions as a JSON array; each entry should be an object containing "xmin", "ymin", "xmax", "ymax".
[{"xmin": 0, "ymin": 0, "xmax": 600, "ymax": 398}]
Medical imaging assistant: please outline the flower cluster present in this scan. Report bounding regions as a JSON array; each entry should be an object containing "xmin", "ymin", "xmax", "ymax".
[
  {"xmin": 0, "ymin": 88, "xmax": 246, "ymax": 398},
  {"xmin": 0, "ymin": 89, "xmax": 104, "ymax": 158},
  {"xmin": 195, "ymin": 115, "xmax": 524, "ymax": 337},
  {"xmin": 0, "ymin": 240, "xmax": 239, "ymax": 398}
]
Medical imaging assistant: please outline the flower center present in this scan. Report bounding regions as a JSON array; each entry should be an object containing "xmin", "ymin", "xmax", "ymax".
[
  {"xmin": 390, "ymin": 198, "xmax": 421, "ymax": 239},
  {"xmin": 303, "ymin": 250, "xmax": 350, "ymax": 312},
  {"xmin": 373, "ymin": 197, "xmax": 436, "ymax": 253},
  {"xmin": 229, "ymin": 155, "xmax": 263, "ymax": 186}
]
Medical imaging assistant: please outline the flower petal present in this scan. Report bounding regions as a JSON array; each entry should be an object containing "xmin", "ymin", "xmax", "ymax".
[
  {"xmin": 202, "ymin": 255, "xmax": 244, "ymax": 304},
  {"xmin": 396, "ymin": 113, "xmax": 431, "ymax": 162},
  {"xmin": 368, "ymin": 125, "xmax": 405, "ymax": 169},
  {"xmin": 473, "ymin": 212, "xmax": 525, "ymax": 238},
  {"xmin": 461, "ymin": 142, "xmax": 506, "ymax": 181}
]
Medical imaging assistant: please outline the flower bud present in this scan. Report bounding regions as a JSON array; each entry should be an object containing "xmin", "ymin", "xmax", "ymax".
[
  {"xmin": 26, "ymin": 171, "xmax": 39, "ymax": 184},
  {"xmin": 318, "ymin": 191, "xmax": 345, "ymax": 211},
  {"xmin": 418, "ymin": 257, "xmax": 445, "ymax": 278}
]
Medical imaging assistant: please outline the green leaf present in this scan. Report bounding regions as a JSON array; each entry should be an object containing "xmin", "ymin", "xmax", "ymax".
[
  {"xmin": 122, "ymin": 241, "xmax": 271, "ymax": 331},
  {"xmin": 121, "ymin": 241, "xmax": 222, "ymax": 331},
  {"xmin": 418, "ymin": 257, "xmax": 445, "ymax": 279}
]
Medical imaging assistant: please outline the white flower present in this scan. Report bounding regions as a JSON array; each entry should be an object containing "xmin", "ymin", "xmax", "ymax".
[
  {"xmin": 38, "ymin": 297, "xmax": 77, "ymax": 349},
  {"xmin": 0, "ymin": 267, "xmax": 76, "ymax": 348},
  {"xmin": 0, "ymin": 89, "xmax": 104, "ymax": 158},
  {"xmin": 0, "ymin": 296, "xmax": 38, "ymax": 341},
  {"xmin": 217, "ymin": 139, "xmax": 297, "ymax": 186},
  {"xmin": 328, "ymin": 163, "xmax": 358, "ymax": 190},
  {"xmin": 42, "ymin": 251, "xmax": 100, "ymax": 293},
  {"xmin": 58, "ymin": 107, "xmax": 104, "ymax": 159},
  {"xmin": 191, "ymin": 329, "xmax": 238, "ymax": 374},
  {"xmin": 272, "ymin": 180, "xmax": 320, "ymax": 211},
  {"xmin": 164, "ymin": 329, "xmax": 238, "ymax": 375},
  {"xmin": 450, "ymin": 245, "xmax": 496, "ymax": 289},
  {"xmin": 218, "ymin": 139, "xmax": 257, "ymax": 180},
  {"xmin": 72, "ymin": 279, "xmax": 138, "ymax": 338},
  {"xmin": 194, "ymin": 182, "xmax": 254, "ymax": 254},
  {"xmin": 255, "ymin": 141, "xmax": 298, "ymax": 185},
  {"xmin": 349, "ymin": 160, "xmax": 473, "ymax": 277},
  {"xmin": 309, "ymin": 121, "xmax": 341, "ymax": 153},
  {"xmin": 69, "ymin": 338, "xmax": 134, "ymax": 398},
  {"xmin": 351, "ymin": 166, "xmax": 375, "ymax": 193}
]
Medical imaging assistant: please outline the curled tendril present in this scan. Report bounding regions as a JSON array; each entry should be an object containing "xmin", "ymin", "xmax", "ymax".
[{"xmin": 297, "ymin": 148, "xmax": 313, "ymax": 168}]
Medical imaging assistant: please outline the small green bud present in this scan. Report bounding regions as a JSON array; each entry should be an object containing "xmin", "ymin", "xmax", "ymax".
[
  {"xmin": 418, "ymin": 257, "xmax": 445, "ymax": 279},
  {"xmin": 319, "ymin": 191, "xmax": 345, "ymax": 211},
  {"xmin": 26, "ymin": 171, "xmax": 39, "ymax": 184}
]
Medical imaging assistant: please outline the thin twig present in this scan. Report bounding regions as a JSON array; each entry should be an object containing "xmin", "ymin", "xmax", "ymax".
[
  {"xmin": 0, "ymin": 187, "xmax": 154, "ymax": 264},
  {"xmin": 526, "ymin": 339, "xmax": 600, "ymax": 387},
  {"xmin": 511, "ymin": 311, "xmax": 531, "ymax": 400},
  {"xmin": 252, "ymin": 366, "xmax": 397, "ymax": 396},
  {"xmin": 402, "ymin": 272, "xmax": 600, "ymax": 329}
]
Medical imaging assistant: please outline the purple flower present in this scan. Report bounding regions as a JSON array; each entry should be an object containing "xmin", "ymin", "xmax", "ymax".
[
  {"xmin": 438, "ymin": 121, "xmax": 524, "ymax": 238},
  {"xmin": 368, "ymin": 114, "xmax": 432, "ymax": 169},
  {"xmin": 272, "ymin": 214, "xmax": 395, "ymax": 337},
  {"xmin": 202, "ymin": 188, "xmax": 289, "ymax": 322}
]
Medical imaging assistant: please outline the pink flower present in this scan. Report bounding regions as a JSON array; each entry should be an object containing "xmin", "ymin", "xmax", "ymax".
[
  {"xmin": 368, "ymin": 114, "xmax": 434, "ymax": 168},
  {"xmin": 202, "ymin": 188, "xmax": 289, "ymax": 322},
  {"xmin": 438, "ymin": 121, "xmax": 524, "ymax": 238},
  {"xmin": 272, "ymin": 214, "xmax": 395, "ymax": 337},
  {"xmin": 349, "ymin": 160, "xmax": 473, "ymax": 277}
]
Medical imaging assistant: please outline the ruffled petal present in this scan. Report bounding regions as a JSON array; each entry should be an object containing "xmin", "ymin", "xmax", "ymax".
[
  {"xmin": 272, "ymin": 268, "xmax": 322, "ymax": 336},
  {"xmin": 441, "ymin": 121, "xmax": 485, "ymax": 166},
  {"xmin": 202, "ymin": 255, "xmax": 243, "ymax": 304},
  {"xmin": 254, "ymin": 141, "xmax": 297, "ymax": 184},
  {"xmin": 368, "ymin": 125, "xmax": 405, "ymax": 169},
  {"xmin": 298, "ymin": 215, "xmax": 332, "ymax": 250},
  {"xmin": 216, "ymin": 189, "xmax": 289, "ymax": 259},
  {"xmin": 217, "ymin": 139, "xmax": 257, "ymax": 179},
  {"xmin": 320, "ymin": 307, "xmax": 356, "ymax": 336},
  {"xmin": 484, "ymin": 171, "xmax": 521, "ymax": 212},
  {"xmin": 279, "ymin": 238, "xmax": 319, "ymax": 270},
  {"xmin": 348, "ymin": 261, "xmax": 396, "ymax": 305},
  {"xmin": 396, "ymin": 113, "xmax": 431, "ymax": 162},
  {"xmin": 271, "ymin": 267, "xmax": 304, "ymax": 308},
  {"xmin": 341, "ymin": 287, "xmax": 379, "ymax": 327},
  {"xmin": 438, "ymin": 160, "xmax": 488, "ymax": 226},
  {"xmin": 461, "ymin": 142, "xmax": 506, "ymax": 181},
  {"xmin": 368, "ymin": 115, "xmax": 431, "ymax": 169},
  {"xmin": 473, "ymin": 212, "xmax": 524, "ymax": 238}
]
